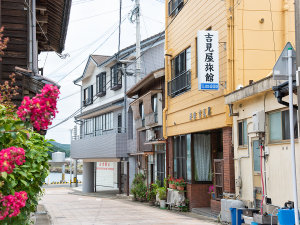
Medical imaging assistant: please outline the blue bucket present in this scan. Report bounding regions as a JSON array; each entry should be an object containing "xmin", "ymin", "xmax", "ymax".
[
  {"xmin": 278, "ymin": 208, "xmax": 299, "ymax": 225},
  {"xmin": 230, "ymin": 208, "xmax": 244, "ymax": 225}
]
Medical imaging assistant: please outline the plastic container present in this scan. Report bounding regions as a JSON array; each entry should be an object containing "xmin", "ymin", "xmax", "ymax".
[
  {"xmin": 243, "ymin": 215, "xmax": 254, "ymax": 225},
  {"xmin": 278, "ymin": 208, "xmax": 299, "ymax": 225},
  {"xmin": 251, "ymin": 222, "xmax": 258, "ymax": 225},
  {"xmin": 230, "ymin": 208, "xmax": 244, "ymax": 225}
]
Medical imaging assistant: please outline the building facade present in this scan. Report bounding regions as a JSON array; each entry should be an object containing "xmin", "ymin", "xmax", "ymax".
[
  {"xmin": 71, "ymin": 33, "xmax": 165, "ymax": 193},
  {"xmin": 164, "ymin": 0, "xmax": 295, "ymax": 213},
  {"xmin": 0, "ymin": 0, "xmax": 71, "ymax": 103},
  {"xmin": 127, "ymin": 68, "xmax": 166, "ymax": 187}
]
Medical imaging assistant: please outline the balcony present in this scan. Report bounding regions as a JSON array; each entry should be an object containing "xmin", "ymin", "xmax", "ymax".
[
  {"xmin": 168, "ymin": 70, "xmax": 191, "ymax": 97},
  {"xmin": 96, "ymin": 90, "xmax": 106, "ymax": 97},
  {"xmin": 71, "ymin": 129, "xmax": 127, "ymax": 159}
]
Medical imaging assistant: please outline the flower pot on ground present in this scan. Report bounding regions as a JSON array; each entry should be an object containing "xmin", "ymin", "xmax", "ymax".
[
  {"xmin": 169, "ymin": 183, "xmax": 176, "ymax": 189},
  {"xmin": 177, "ymin": 186, "xmax": 185, "ymax": 191},
  {"xmin": 160, "ymin": 200, "xmax": 166, "ymax": 209},
  {"xmin": 208, "ymin": 185, "xmax": 215, "ymax": 200}
]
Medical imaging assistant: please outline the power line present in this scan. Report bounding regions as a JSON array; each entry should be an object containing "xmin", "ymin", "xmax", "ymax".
[{"xmin": 56, "ymin": 17, "xmax": 127, "ymax": 83}]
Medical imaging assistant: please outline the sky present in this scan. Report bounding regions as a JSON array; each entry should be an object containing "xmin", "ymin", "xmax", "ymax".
[{"xmin": 40, "ymin": 0, "xmax": 165, "ymax": 144}]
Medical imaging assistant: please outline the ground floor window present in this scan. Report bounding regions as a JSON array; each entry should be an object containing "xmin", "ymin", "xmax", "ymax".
[
  {"xmin": 157, "ymin": 153, "xmax": 165, "ymax": 186},
  {"xmin": 193, "ymin": 133, "xmax": 212, "ymax": 182},
  {"xmin": 173, "ymin": 136, "xmax": 187, "ymax": 180}
]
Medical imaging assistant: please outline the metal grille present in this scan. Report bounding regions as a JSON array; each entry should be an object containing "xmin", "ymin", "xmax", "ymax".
[
  {"xmin": 168, "ymin": 70, "xmax": 191, "ymax": 97},
  {"xmin": 214, "ymin": 159, "xmax": 224, "ymax": 200}
]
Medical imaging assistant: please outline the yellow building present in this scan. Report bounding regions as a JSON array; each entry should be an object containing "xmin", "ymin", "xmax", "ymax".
[{"xmin": 164, "ymin": 0, "xmax": 295, "ymax": 213}]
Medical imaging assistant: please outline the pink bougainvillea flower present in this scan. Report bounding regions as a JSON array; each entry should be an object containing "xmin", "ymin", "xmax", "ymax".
[
  {"xmin": 0, "ymin": 147, "xmax": 25, "ymax": 174},
  {"xmin": 17, "ymin": 84, "xmax": 60, "ymax": 130}
]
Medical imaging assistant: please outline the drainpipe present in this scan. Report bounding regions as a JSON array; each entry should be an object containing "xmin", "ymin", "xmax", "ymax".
[
  {"xmin": 32, "ymin": 0, "xmax": 38, "ymax": 75},
  {"xmin": 163, "ymin": 1, "xmax": 169, "ymax": 140},
  {"xmin": 28, "ymin": 0, "xmax": 33, "ymax": 71}
]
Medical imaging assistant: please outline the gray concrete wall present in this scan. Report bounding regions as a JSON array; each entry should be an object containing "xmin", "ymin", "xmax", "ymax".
[{"xmin": 83, "ymin": 162, "xmax": 94, "ymax": 193}]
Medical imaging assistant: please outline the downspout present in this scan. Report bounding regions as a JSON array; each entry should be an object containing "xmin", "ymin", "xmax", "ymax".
[
  {"xmin": 163, "ymin": 2, "xmax": 169, "ymax": 180},
  {"xmin": 28, "ymin": 0, "xmax": 33, "ymax": 71},
  {"xmin": 163, "ymin": 1, "xmax": 169, "ymax": 140},
  {"xmin": 32, "ymin": 0, "xmax": 38, "ymax": 75}
]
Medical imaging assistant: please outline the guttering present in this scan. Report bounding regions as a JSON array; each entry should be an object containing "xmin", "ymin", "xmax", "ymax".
[{"xmin": 163, "ymin": 2, "xmax": 168, "ymax": 140}]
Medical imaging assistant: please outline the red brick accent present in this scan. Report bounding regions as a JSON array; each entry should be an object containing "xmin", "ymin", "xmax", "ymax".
[
  {"xmin": 186, "ymin": 183, "xmax": 211, "ymax": 209},
  {"xmin": 211, "ymin": 199, "xmax": 221, "ymax": 214},
  {"xmin": 222, "ymin": 127, "xmax": 235, "ymax": 193}
]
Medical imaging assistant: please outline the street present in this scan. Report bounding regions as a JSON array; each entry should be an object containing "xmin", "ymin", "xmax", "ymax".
[{"xmin": 39, "ymin": 187, "xmax": 218, "ymax": 225}]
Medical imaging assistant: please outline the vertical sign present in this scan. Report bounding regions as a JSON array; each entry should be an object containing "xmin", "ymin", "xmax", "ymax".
[{"xmin": 197, "ymin": 30, "xmax": 219, "ymax": 90}]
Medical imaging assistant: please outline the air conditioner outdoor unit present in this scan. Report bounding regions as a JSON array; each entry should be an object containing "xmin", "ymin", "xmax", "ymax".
[{"xmin": 146, "ymin": 129, "xmax": 156, "ymax": 141}]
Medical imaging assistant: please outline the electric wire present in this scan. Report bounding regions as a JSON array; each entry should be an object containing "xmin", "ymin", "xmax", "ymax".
[{"xmin": 57, "ymin": 16, "xmax": 127, "ymax": 83}]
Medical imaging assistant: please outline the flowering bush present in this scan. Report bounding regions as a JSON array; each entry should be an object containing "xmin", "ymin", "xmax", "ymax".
[
  {"xmin": 17, "ymin": 84, "xmax": 60, "ymax": 131},
  {"xmin": 175, "ymin": 178, "xmax": 186, "ymax": 187},
  {"xmin": 0, "ymin": 191, "xmax": 28, "ymax": 220},
  {"xmin": 167, "ymin": 175, "xmax": 175, "ymax": 184},
  {"xmin": 0, "ymin": 147, "xmax": 25, "ymax": 174},
  {"xmin": 208, "ymin": 185, "xmax": 215, "ymax": 194}
]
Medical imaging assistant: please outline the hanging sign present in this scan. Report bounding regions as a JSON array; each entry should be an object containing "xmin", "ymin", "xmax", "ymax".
[{"xmin": 197, "ymin": 30, "xmax": 219, "ymax": 90}]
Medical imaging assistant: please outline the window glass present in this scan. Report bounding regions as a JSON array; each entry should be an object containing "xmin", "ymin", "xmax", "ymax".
[
  {"xmin": 193, "ymin": 133, "xmax": 211, "ymax": 181},
  {"xmin": 243, "ymin": 120, "xmax": 248, "ymax": 145},
  {"xmin": 238, "ymin": 121, "xmax": 243, "ymax": 146},
  {"xmin": 186, "ymin": 47, "xmax": 191, "ymax": 71},
  {"xmin": 186, "ymin": 134, "xmax": 192, "ymax": 182},
  {"xmin": 253, "ymin": 140, "xmax": 261, "ymax": 173},
  {"xmin": 173, "ymin": 136, "xmax": 187, "ymax": 180},
  {"xmin": 269, "ymin": 111, "xmax": 282, "ymax": 141}
]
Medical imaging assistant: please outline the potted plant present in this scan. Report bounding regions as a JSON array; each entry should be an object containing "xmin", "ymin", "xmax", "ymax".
[
  {"xmin": 157, "ymin": 187, "xmax": 167, "ymax": 209},
  {"xmin": 167, "ymin": 175, "xmax": 176, "ymax": 189},
  {"xmin": 208, "ymin": 185, "xmax": 215, "ymax": 200},
  {"xmin": 175, "ymin": 178, "xmax": 186, "ymax": 191},
  {"xmin": 147, "ymin": 183, "xmax": 158, "ymax": 206}
]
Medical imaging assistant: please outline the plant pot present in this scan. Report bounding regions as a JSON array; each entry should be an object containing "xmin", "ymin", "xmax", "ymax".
[
  {"xmin": 212, "ymin": 193, "xmax": 215, "ymax": 200},
  {"xmin": 169, "ymin": 183, "xmax": 176, "ymax": 189},
  {"xmin": 177, "ymin": 186, "xmax": 185, "ymax": 191},
  {"xmin": 160, "ymin": 200, "xmax": 166, "ymax": 209},
  {"xmin": 149, "ymin": 200, "xmax": 155, "ymax": 206}
]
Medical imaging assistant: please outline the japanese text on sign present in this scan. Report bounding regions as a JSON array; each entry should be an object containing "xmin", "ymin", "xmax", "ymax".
[{"xmin": 197, "ymin": 30, "xmax": 219, "ymax": 90}]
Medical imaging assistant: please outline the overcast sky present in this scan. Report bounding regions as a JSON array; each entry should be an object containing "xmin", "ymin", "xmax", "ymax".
[{"xmin": 40, "ymin": 0, "xmax": 165, "ymax": 144}]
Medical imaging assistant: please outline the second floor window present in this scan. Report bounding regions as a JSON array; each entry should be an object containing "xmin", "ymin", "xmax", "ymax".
[
  {"xmin": 269, "ymin": 109, "xmax": 298, "ymax": 142},
  {"xmin": 168, "ymin": 0, "xmax": 184, "ymax": 16},
  {"xmin": 84, "ymin": 118, "xmax": 93, "ymax": 135},
  {"xmin": 168, "ymin": 47, "xmax": 191, "ymax": 97},
  {"xmin": 111, "ymin": 63, "xmax": 122, "ymax": 90},
  {"xmin": 139, "ymin": 102, "xmax": 145, "ymax": 127},
  {"xmin": 95, "ymin": 112, "xmax": 113, "ymax": 134},
  {"xmin": 83, "ymin": 85, "xmax": 93, "ymax": 106},
  {"xmin": 238, "ymin": 119, "xmax": 247, "ymax": 146},
  {"xmin": 151, "ymin": 94, "xmax": 158, "ymax": 123},
  {"xmin": 96, "ymin": 72, "xmax": 106, "ymax": 96}
]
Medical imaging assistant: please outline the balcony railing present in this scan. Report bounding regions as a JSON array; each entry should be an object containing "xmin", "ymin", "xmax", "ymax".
[
  {"xmin": 72, "ymin": 128, "xmax": 126, "ymax": 140},
  {"xmin": 168, "ymin": 70, "xmax": 191, "ymax": 97}
]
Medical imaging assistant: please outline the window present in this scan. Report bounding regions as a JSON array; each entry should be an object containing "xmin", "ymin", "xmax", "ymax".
[
  {"xmin": 111, "ymin": 63, "xmax": 122, "ymax": 90},
  {"xmin": 84, "ymin": 118, "xmax": 94, "ymax": 136},
  {"xmin": 128, "ymin": 108, "xmax": 133, "ymax": 139},
  {"xmin": 168, "ymin": 47, "xmax": 191, "ymax": 97},
  {"xmin": 151, "ymin": 94, "xmax": 158, "ymax": 123},
  {"xmin": 96, "ymin": 72, "xmax": 106, "ymax": 96},
  {"xmin": 83, "ymin": 85, "xmax": 93, "ymax": 106},
  {"xmin": 193, "ymin": 133, "xmax": 211, "ymax": 182},
  {"xmin": 139, "ymin": 102, "xmax": 145, "ymax": 127},
  {"xmin": 95, "ymin": 112, "xmax": 113, "ymax": 135},
  {"xmin": 173, "ymin": 135, "xmax": 187, "ymax": 180},
  {"xmin": 118, "ymin": 113, "xmax": 122, "ymax": 133},
  {"xmin": 269, "ymin": 109, "xmax": 298, "ymax": 142},
  {"xmin": 157, "ymin": 153, "xmax": 165, "ymax": 187},
  {"xmin": 238, "ymin": 120, "xmax": 248, "ymax": 146},
  {"xmin": 168, "ymin": 0, "xmax": 183, "ymax": 16}
]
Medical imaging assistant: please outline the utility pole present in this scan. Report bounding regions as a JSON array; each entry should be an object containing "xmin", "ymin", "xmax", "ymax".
[
  {"xmin": 295, "ymin": 1, "xmax": 300, "ymax": 224},
  {"xmin": 135, "ymin": 0, "xmax": 141, "ymax": 82}
]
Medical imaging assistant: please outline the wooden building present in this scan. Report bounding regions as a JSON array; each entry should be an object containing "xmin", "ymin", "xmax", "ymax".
[{"xmin": 0, "ymin": 0, "xmax": 71, "ymax": 104}]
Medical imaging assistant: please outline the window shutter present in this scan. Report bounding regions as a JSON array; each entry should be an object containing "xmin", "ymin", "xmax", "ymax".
[
  {"xmin": 90, "ymin": 85, "xmax": 93, "ymax": 103},
  {"xmin": 103, "ymin": 72, "xmax": 106, "ymax": 92}
]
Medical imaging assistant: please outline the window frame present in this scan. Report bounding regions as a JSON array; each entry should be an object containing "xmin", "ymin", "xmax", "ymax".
[
  {"xmin": 96, "ymin": 72, "xmax": 106, "ymax": 96},
  {"xmin": 110, "ymin": 63, "xmax": 122, "ymax": 90},
  {"xmin": 168, "ymin": 0, "xmax": 184, "ymax": 17},
  {"xmin": 268, "ymin": 109, "xmax": 298, "ymax": 143},
  {"xmin": 238, "ymin": 119, "xmax": 248, "ymax": 147},
  {"xmin": 83, "ymin": 85, "xmax": 93, "ymax": 106},
  {"xmin": 151, "ymin": 94, "xmax": 158, "ymax": 123},
  {"xmin": 139, "ymin": 102, "xmax": 145, "ymax": 127}
]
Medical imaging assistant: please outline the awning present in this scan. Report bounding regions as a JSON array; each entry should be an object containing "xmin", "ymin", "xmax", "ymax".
[{"xmin": 144, "ymin": 140, "xmax": 166, "ymax": 145}]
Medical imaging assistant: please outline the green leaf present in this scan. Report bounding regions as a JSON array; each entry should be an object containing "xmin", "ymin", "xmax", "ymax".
[
  {"xmin": 20, "ymin": 179, "xmax": 28, "ymax": 186},
  {"xmin": 1, "ymin": 172, "xmax": 7, "ymax": 179}
]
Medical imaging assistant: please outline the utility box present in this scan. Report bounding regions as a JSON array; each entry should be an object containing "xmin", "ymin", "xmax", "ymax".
[{"xmin": 252, "ymin": 111, "xmax": 265, "ymax": 133}]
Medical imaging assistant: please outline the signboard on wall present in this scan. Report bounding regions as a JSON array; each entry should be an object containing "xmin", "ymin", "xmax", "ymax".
[{"xmin": 197, "ymin": 30, "xmax": 219, "ymax": 90}]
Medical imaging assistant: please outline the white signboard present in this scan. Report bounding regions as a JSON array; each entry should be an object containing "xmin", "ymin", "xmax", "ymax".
[{"xmin": 197, "ymin": 30, "xmax": 219, "ymax": 90}]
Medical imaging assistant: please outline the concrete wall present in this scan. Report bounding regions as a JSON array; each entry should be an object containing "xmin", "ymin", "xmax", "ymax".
[
  {"xmin": 83, "ymin": 162, "xmax": 94, "ymax": 193},
  {"xmin": 232, "ymin": 90, "xmax": 300, "ymax": 207}
]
